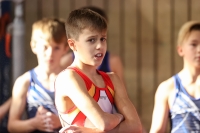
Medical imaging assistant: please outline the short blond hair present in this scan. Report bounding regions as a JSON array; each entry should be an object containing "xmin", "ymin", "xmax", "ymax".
[
  {"xmin": 31, "ymin": 18, "xmax": 67, "ymax": 44},
  {"xmin": 177, "ymin": 21, "xmax": 200, "ymax": 46}
]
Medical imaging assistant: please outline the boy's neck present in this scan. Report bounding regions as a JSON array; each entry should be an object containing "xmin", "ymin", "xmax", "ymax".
[
  {"xmin": 180, "ymin": 67, "xmax": 200, "ymax": 84},
  {"xmin": 35, "ymin": 66, "xmax": 61, "ymax": 80},
  {"xmin": 71, "ymin": 62, "xmax": 98, "ymax": 76}
]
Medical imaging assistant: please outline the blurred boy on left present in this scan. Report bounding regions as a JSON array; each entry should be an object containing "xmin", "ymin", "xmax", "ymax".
[{"xmin": 8, "ymin": 18, "xmax": 69, "ymax": 133}]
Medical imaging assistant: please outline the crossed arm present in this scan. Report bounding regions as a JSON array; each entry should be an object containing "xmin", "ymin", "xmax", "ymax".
[{"xmin": 105, "ymin": 73, "xmax": 142, "ymax": 133}]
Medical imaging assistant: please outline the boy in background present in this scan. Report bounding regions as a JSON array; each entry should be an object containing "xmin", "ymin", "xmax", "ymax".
[
  {"xmin": 8, "ymin": 18, "xmax": 69, "ymax": 133},
  {"xmin": 150, "ymin": 21, "xmax": 200, "ymax": 133}
]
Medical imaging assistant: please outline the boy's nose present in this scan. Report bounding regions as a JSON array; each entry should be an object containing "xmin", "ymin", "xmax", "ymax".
[
  {"xmin": 197, "ymin": 45, "xmax": 200, "ymax": 52},
  {"xmin": 96, "ymin": 41, "xmax": 105, "ymax": 49}
]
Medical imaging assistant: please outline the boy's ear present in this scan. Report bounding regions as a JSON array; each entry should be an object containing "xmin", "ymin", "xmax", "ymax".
[
  {"xmin": 30, "ymin": 41, "xmax": 37, "ymax": 54},
  {"xmin": 68, "ymin": 39, "xmax": 76, "ymax": 51},
  {"xmin": 177, "ymin": 45, "xmax": 184, "ymax": 57}
]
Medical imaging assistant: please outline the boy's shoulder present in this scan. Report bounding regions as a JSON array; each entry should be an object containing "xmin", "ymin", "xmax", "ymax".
[
  {"xmin": 155, "ymin": 76, "xmax": 175, "ymax": 99},
  {"xmin": 104, "ymin": 71, "xmax": 115, "ymax": 78},
  {"xmin": 104, "ymin": 72, "xmax": 121, "ymax": 85},
  {"xmin": 56, "ymin": 67, "xmax": 83, "ymax": 83},
  {"xmin": 15, "ymin": 71, "xmax": 31, "ymax": 84},
  {"xmin": 12, "ymin": 71, "xmax": 32, "ymax": 94},
  {"xmin": 109, "ymin": 53, "xmax": 122, "ymax": 65},
  {"xmin": 60, "ymin": 51, "xmax": 74, "ymax": 68},
  {"xmin": 159, "ymin": 76, "xmax": 174, "ymax": 90}
]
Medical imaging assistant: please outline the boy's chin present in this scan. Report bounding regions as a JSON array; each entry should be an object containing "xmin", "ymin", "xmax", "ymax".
[{"xmin": 42, "ymin": 65, "xmax": 55, "ymax": 71}]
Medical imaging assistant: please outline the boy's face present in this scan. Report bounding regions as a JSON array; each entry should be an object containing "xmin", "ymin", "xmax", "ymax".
[
  {"xmin": 178, "ymin": 30, "xmax": 200, "ymax": 68},
  {"xmin": 72, "ymin": 28, "xmax": 107, "ymax": 67},
  {"xmin": 31, "ymin": 37, "xmax": 68, "ymax": 71}
]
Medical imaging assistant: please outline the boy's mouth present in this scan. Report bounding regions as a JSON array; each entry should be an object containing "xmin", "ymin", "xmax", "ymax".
[{"xmin": 95, "ymin": 53, "xmax": 103, "ymax": 57}]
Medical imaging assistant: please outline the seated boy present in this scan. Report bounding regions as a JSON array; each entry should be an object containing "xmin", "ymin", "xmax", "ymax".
[{"xmin": 55, "ymin": 8, "xmax": 142, "ymax": 133}]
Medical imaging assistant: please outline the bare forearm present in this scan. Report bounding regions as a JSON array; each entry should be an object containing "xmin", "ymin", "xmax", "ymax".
[
  {"xmin": 95, "ymin": 112, "xmax": 123, "ymax": 131},
  {"xmin": 89, "ymin": 121, "xmax": 142, "ymax": 133},
  {"xmin": 0, "ymin": 98, "xmax": 11, "ymax": 120},
  {"xmin": 105, "ymin": 119, "xmax": 142, "ymax": 133},
  {"xmin": 8, "ymin": 119, "xmax": 36, "ymax": 133},
  {"xmin": 108, "ymin": 103, "xmax": 142, "ymax": 133},
  {"xmin": 59, "ymin": 120, "xmax": 142, "ymax": 133},
  {"xmin": 88, "ymin": 113, "xmax": 141, "ymax": 133}
]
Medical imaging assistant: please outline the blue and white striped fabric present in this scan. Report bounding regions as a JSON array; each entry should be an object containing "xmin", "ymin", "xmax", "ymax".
[
  {"xmin": 170, "ymin": 74, "xmax": 200, "ymax": 133},
  {"xmin": 26, "ymin": 69, "xmax": 57, "ymax": 119}
]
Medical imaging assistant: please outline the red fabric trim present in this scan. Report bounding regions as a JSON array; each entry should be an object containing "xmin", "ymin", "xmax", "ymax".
[
  {"xmin": 72, "ymin": 111, "xmax": 86, "ymax": 126},
  {"xmin": 97, "ymin": 70, "xmax": 114, "ymax": 91}
]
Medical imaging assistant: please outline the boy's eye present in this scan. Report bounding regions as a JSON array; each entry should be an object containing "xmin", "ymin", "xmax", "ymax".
[
  {"xmin": 101, "ymin": 37, "xmax": 107, "ymax": 42},
  {"xmin": 88, "ymin": 38, "xmax": 96, "ymax": 43},
  {"xmin": 191, "ymin": 43, "xmax": 197, "ymax": 47},
  {"xmin": 54, "ymin": 46, "xmax": 60, "ymax": 50}
]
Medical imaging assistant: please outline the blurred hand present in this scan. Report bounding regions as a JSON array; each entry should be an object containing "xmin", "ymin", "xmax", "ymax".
[
  {"xmin": 46, "ymin": 111, "xmax": 61, "ymax": 129},
  {"xmin": 33, "ymin": 106, "xmax": 53, "ymax": 132}
]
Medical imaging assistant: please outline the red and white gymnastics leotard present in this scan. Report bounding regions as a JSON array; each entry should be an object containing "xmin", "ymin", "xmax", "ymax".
[{"xmin": 58, "ymin": 67, "xmax": 116, "ymax": 127}]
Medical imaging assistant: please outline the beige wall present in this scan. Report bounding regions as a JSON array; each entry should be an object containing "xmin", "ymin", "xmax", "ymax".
[{"xmin": 23, "ymin": 0, "xmax": 200, "ymax": 131}]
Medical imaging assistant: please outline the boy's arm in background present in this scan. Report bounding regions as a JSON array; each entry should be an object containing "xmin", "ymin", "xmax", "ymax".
[
  {"xmin": 0, "ymin": 97, "xmax": 11, "ymax": 123},
  {"xmin": 109, "ymin": 54, "xmax": 125, "ymax": 84},
  {"xmin": 60, "ymin": 51, "xmax": 74, "ymax": 69},
  {"xmin": 55, "ymin": 70, "xmax": 124, "ymax": 132},
  {"xmin": 8, "ymin": 72, "xmax": 37, "ymax": 132},
  {"xmin": 150, "ymin": 79, "xmax": 172, "ymax": 133}
]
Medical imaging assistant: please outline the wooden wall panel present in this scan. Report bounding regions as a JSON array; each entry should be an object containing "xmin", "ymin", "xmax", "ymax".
[
  {"xmin": 57, "ymin": 0, "xmax": 71, "ymax": 19},
  {"xmin": 74, "ymin": 0, "xmax": 87, "ymax": 10},
  {"xmin": 124, "ymin": 0, "xmax": 138, "ymax": 110},
  {"xmin": 173, "ymin": 0, "xmax": 188, "ymax": 74},
  {"xmin": 40, "ymin": 0, "xmax": 54, "ymax": 17},
  {"xmin": 107, "ymin": 0, "xmax": 120, "ymax": 55},
  {"xmin": 90, "ymin": 0, "xmax": 105, "ymax": 8},
  {"xmin": 140, "ymin": 0, "xmax": 154, "ymax": 130},
  {"xmin": 191, "ymin": 0, "xmax": 200, "ymax": 21},
  {"xmin": 24, "ymin": 0, "xmax": 38, "ymax": 71},
  {"xmin": 156, "ymin": 0, "xmax": 172, "ymax": 88}
]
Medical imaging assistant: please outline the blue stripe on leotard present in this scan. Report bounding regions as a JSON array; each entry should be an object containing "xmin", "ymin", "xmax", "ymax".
[{"xmin": 170, "ymin": 74, "xmax": 200, "ymax": 133}]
